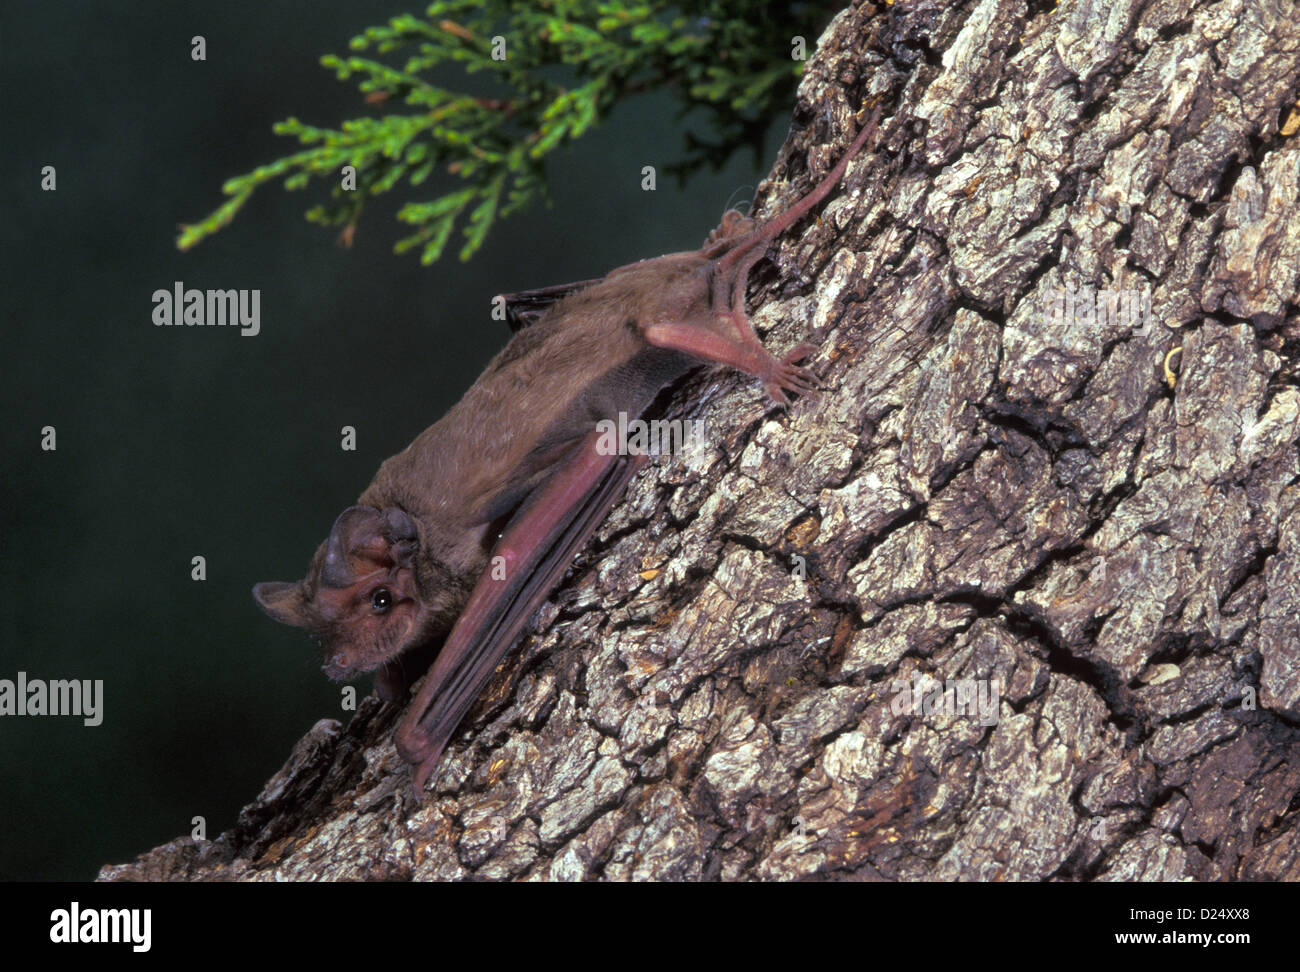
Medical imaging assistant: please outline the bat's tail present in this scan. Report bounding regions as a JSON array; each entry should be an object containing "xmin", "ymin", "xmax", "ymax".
[{"xmin": 714, "ymin": 101, "xmax": 883, "ymax": 275}]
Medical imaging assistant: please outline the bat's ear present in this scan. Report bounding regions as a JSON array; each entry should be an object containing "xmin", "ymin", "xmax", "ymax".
[
  {"xmin": 252, "ymin": 581, "xmax": 312, "ymax": 627},
  {"xmin": 320, "ymin": 505, "xmax": 419, "ymax": 588},
  {"xmin": 705, "ymin": 208, "xmax": 756, "ymax": 248}
]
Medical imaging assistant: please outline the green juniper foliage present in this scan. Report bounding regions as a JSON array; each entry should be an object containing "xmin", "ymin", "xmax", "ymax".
[{"xmin": 178, "ymin": 1, "xmax": 842, "ymax": 264}]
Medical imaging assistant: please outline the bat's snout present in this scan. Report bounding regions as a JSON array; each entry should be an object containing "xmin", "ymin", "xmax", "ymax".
[{"xmin": 322, "ymin": 650, "xmax": 358, "ymax": 681}]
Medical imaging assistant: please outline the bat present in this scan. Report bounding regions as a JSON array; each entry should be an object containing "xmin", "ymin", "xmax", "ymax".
[{"xmin": 253, "ymin": 104, "xmax": 882, "ymax": 795}]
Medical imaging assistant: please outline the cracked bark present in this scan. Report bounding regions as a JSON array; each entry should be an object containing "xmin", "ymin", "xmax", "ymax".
[{"xmin": 102, "ymin": 0, "xmax": 1300, "ymax": 882}]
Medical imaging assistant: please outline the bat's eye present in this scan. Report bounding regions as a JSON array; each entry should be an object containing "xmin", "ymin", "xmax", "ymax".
[{"xmin": 371, "ymin": 588, "xmax": 393, "ymax": 613}]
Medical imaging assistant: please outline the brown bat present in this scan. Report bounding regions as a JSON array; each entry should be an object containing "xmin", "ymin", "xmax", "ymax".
[{"xmin": 253, "ymin": 105, "xmax": 881, "ymax": 794}]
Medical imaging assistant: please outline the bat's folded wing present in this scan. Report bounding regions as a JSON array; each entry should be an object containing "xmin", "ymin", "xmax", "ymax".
[
  {"xmin": 396, "ymin": 429, "xmax": 647, "ymax": 794},
  {"xmin": 496, "ymin": 278, "xmax": 603, "ymax": 332}
]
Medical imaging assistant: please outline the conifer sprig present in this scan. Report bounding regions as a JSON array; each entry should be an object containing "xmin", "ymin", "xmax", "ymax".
[{"xmin": 178, "ymin": 1, "xmax": 838, "ymax": 264}]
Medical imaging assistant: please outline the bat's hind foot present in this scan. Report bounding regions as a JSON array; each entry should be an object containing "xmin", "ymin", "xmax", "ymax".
[
  {"xmin": 641, "ymin": 319, "xmax": 821, "ymax": 406},
  {"xmin": 762, "ymin": 342, "xmax": 820, "ymax": 406}
]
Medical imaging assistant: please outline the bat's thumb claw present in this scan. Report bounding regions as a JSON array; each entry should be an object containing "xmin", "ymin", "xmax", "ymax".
[
  {"xmin": 411, "ymin": 750, "xmax": 441, "ymax": 797},
  {"xmin": 396, "ymin": 717, "xmax": 448, "ymax": 799}
]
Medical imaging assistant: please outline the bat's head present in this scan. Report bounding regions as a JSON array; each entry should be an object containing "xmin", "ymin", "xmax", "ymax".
[{"xmin": 253, "ymin": 505, "xmax": 432, "ymax": 681}]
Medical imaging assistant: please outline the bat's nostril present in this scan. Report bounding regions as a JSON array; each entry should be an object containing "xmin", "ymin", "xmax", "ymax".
[{"xmin": 323, "ymin": 651, "xmax": 353, "ymax": 678}]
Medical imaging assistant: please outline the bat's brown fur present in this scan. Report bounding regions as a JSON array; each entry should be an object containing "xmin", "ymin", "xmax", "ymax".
[{"xmin": 254, "ymin": 106, "xmax": 881, "ymax": 778}]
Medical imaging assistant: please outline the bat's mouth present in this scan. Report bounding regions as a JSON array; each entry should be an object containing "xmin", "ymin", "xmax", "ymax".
[{"xmin": 375, "ymin": 637, "xmax": 442, "ymax": 699}]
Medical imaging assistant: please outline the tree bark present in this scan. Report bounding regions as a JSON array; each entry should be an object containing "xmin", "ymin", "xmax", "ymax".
[{"xmin": 102, "ymin": 0, "xmax": 1300, "ymax": 882}]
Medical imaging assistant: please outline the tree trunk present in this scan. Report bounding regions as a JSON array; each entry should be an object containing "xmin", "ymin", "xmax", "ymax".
[{"xmin": 102, "ymin": 0, "xmax": 1300, "ymax": 882}]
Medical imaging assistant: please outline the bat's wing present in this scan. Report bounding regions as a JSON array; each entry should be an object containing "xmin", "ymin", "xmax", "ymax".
[
  {"xmin": 395, "ymin": 430, "xmax": 647, "ymax": 794},
  {"xmin": 497, "ymin": 278, "xmax": 603, "ymax": 332}
]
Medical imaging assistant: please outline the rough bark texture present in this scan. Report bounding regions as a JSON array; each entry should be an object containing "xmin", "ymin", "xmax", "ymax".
[{"xmin": 102, "ymin": 0, "xmax": 1300, "ymax": 882}]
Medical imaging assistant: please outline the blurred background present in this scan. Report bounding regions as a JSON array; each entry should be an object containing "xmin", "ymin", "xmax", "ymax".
[{"xmin": 1, "ymin": 0, "xmax": 821, "ymax": 879}]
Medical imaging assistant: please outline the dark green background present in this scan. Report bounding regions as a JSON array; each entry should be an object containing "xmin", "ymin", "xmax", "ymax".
[{"xmin": 2, "ymin": 0, "xmax": 804, "ymax": 879}]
